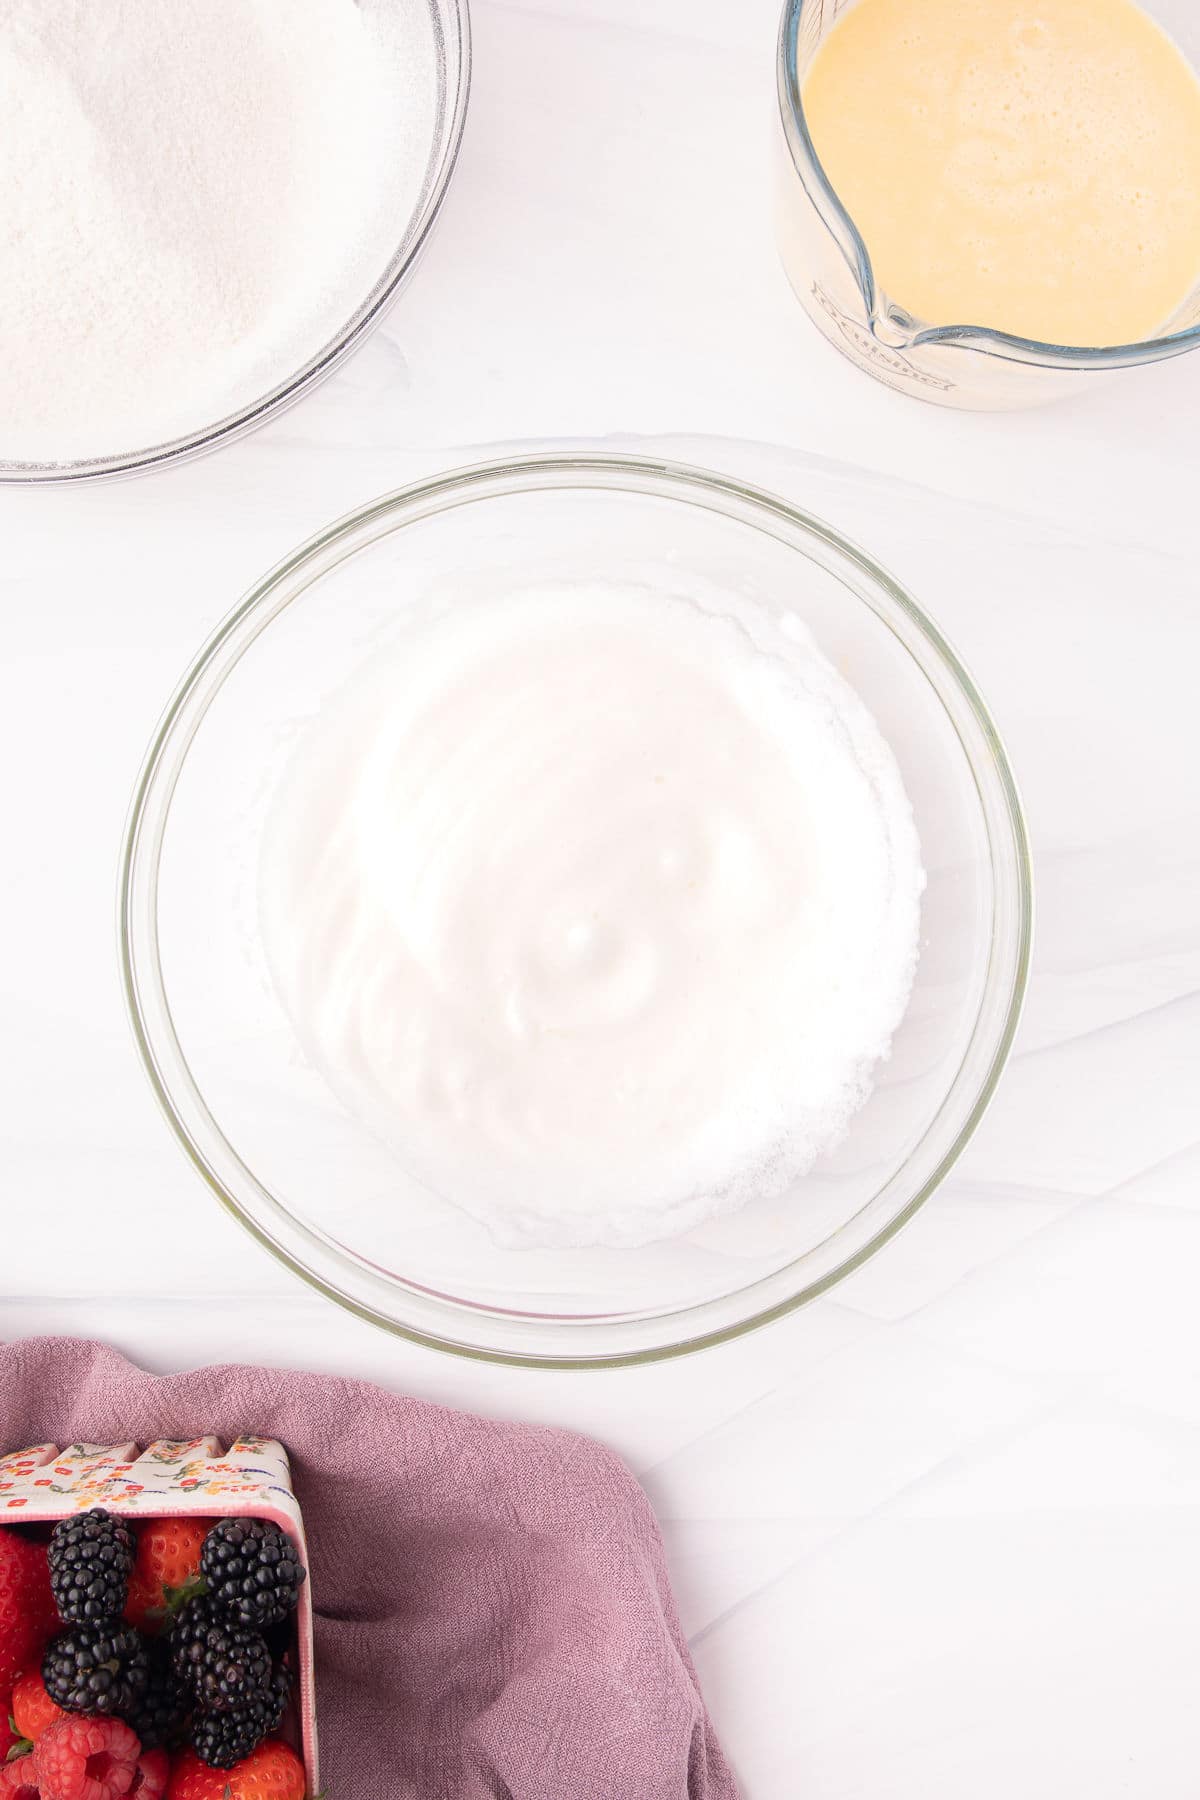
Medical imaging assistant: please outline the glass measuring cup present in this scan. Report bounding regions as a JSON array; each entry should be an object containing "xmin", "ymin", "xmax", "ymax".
[{"xmin": 776, "ymin": 0, "xmax": 1200, "ymax": 407}]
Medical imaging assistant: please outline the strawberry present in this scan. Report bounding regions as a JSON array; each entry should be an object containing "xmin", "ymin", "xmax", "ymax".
[
  {"xmin": 1, "ymin": 1717, "xmax": 30, "ymax": 1770},
  {"xmin": 165, "ymin": 1741, "xmax": 305, "ymax": 1800},
  {"xmin": 10, "ymin": 1673, "xmax": 64, "ymax": 1746},
  {"xmin": 125, "ymin": 1524, "xmax": 212, "ymax": 1636},
  {"xmin": 1, "ymin": 1692, "xmax": 20, "ymax": 1761},
  {"xmin": 0, "ymin": 1531, "xmax": 55, "ymax": 1692}
]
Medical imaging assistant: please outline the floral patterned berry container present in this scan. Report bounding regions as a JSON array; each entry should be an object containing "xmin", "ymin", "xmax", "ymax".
[{"xmin": 0, "ymin": 1436, "xmax": 317, "ymax": 1791}]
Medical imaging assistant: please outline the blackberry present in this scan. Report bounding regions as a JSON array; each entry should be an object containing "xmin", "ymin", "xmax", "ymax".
[
  {"xmin": 199, "ymin": 1518, "xmax": 306, "ymax": 1630},
  {"xmin": 262, "ymin": 1618, "xmax": 295, "ymax": 1662},
  {"xmin": 42, "ymin": 1622, "xmax": 150, "ymax": 1716},
  {"xmin": 122, "ymin": 1637, "xmax": 189, "ymax": 1751},
  {"xmin": 171, "ymin": 1596, "xmax": 272, "ymax": 1713},
  {"xmin": 264, "ymin": 1657, "xmax": 293, "ymax": 1734},
  {"xmin": 47, "ymin": 1508, "xmax": 136, "ymax": 1624},
  {"xmin": 190, "ymin": 1666, "xmax": 291, "ymax": 1771},
  {"xmin": 190, "ymin": 1705, "xmax": 268, "ymax": 1770},
  {"xmin": 168, "ymin": 1593, "xmax": 224, "ymax": 1668}
]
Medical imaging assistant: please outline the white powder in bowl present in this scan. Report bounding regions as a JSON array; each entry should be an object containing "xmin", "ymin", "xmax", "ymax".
[
  {"xmin": 1, "ymin": 0, "xmax": 437, "ymax": 465},
  {"xmin": 258, "ymin": 579, "xmax": 926, "ymax": 1250}
]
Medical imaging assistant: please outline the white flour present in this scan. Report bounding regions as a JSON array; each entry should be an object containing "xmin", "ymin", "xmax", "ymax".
[{"xmin": 1, "ymin": 0, "xmax": 436, "ymax": 464}]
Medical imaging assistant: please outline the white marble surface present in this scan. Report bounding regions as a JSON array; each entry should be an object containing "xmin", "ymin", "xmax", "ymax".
[{"xmin": 3, "ymin": 0, "xmax": 1200, "ymax": 1793}]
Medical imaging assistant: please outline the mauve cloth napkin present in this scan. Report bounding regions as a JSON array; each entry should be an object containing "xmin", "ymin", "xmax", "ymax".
[{"xmin": 0, "ymin": 1338, "xmax": 738, "ymax": 1800}]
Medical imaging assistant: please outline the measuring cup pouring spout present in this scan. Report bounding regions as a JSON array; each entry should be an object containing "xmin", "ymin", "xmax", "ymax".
[{"xmin": 869, "ymin": 308, "xmax": 920, "ymax": 351}]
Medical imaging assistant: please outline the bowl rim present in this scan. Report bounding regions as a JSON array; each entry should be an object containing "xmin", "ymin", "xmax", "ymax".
[
  {"xmin": 0, "ymin": 0, "xmax": 472, "ymax": 486},
  {"xmin": 118, "ymin": 451, "xmax": 1034, "ymax": 1369}
]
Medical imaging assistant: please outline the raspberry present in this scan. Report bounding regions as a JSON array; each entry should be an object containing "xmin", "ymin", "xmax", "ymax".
[
  {"xmin": 0, "ymin": 1529, "xmax": 56, "ymax": 1692},
  {"xmin": 48, "ymin": 1515, "xmax": 136, "ymax": 1629},
  {"xmin": 198, "ymin": 1523, "xmax": 305, "ymax": 1632},
  {"xmin": 0, "ymin": 1758, "xmax": 41, "ymax": 1800},
  {"xmin": 42, "ymin": 1626, "xmax": 149, "ymax": 1717},
  {"xmin": 165, "ymin": 1740, "xmax": 304, "ymax": 1800},
  {"xmin": 34, "ymin": 1716, "xmax": 140, "ymax": 1800},
  {"xmin": 124, "ymin": 1524, "xmax": 211, "ymax": 1637},
  {"xmin": 11, "ymin": 1670, "xmax": 66, "ymax": 1743},
  {"xmin": 125, "ymin": 1749, "xmax": 168, "ymax": 1800}
]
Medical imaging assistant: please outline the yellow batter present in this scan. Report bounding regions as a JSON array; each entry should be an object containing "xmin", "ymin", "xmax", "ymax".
[{"xmin": 802, "ymin": 0, "xmax": 1200, "ymax": 346}]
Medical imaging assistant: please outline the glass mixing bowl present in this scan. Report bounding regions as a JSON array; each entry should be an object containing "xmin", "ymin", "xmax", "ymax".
[
  {"xmin": 1, "ymin": 0, "xmax": 470, "ymax": 483},
  {"xmin": 120, "ymin": 454, "xmax": 1032, "ymax": 1367},
  {"xmin": 777, "ymin": 0, "xmax": 1200, "ymax": 407}
]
